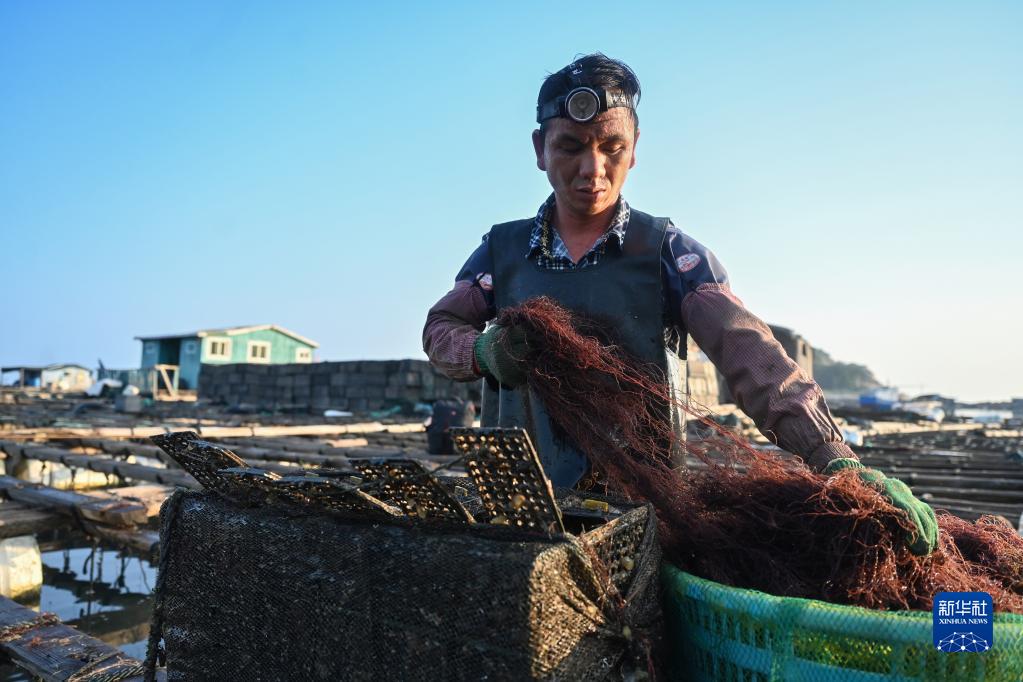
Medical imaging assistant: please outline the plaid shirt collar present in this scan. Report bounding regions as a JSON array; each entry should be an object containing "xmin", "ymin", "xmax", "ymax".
[{"xmin": 526, "ymin": 193, "xmax": 631, "ymax": 267}]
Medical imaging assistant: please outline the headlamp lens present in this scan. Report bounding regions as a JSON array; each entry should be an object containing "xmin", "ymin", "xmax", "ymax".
[{"xmin": 566, "ymin": 88, "xmax": 599, "ymax": 122}]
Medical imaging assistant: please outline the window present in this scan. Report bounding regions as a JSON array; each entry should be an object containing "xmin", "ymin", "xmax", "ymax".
[
  {"xmin": 206, "ymin": 338, "xmax": 232, "ymax": 360},
  {"xmin": 247, "ymin": 341, "xmax": 271, "ymax": 364},
  {"xmin": 295, "ymin": 348, "xmax": 312, "ymax": 363},
  {"xmin": 144, "ymin": 342, "xmax": 157, "ymax": 356},
  {"xmin": 183, "ymin": 341, "xmax": 198, "ymax": 355}
]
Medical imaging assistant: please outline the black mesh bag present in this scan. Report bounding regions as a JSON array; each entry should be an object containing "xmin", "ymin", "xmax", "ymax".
[{"xmin": 145, "ymin": 488, "xmax": 661, "ymax": 681}]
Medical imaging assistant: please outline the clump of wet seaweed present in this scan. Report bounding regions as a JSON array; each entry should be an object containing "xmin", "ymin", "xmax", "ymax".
[{"xmin": 496, "ymin": 296, "xmax": 1023, "ymax": 613}]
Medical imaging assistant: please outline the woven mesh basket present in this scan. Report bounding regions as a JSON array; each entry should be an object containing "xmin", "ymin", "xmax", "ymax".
[
  {"xmin": 662, "ymin": 564, "xmax": 1023, "ymax": 681},
  {"xmin": 147, "ymin": 489, "xmax": 662, "ymax": 681}
]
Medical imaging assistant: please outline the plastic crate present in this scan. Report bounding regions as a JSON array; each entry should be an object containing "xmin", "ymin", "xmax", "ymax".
[{"xmin": 662, "ymin": 564, "xmax": 1023, "ymax": 681}]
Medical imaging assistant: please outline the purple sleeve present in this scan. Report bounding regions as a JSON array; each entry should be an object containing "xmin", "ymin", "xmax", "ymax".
[
  {"xmin": 677, "ymin": 271, "xmax": 857, "ymax": 472},
  {"xmin": 422, "ymin": 237, "xmax": 496, "ymax": 381}
]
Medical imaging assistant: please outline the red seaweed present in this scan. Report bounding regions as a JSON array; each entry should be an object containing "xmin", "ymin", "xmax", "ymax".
[{"xmin": 496, "ymin": 296, "xmax": 1023, "ymax": 613}]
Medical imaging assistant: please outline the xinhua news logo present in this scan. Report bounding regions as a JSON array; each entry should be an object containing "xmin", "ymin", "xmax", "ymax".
[{"xmin": 933, "ymin": 591, "xmax": 993, "ymax": 653}]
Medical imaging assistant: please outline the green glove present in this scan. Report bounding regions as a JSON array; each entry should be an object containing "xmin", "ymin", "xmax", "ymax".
[
  {"xmin": 474, "ymin": 324, "xmax": 529, "ymax": 388},
  {"xmin": 825, "ymin": 458, "xmax": 938, "ymax": 556}
]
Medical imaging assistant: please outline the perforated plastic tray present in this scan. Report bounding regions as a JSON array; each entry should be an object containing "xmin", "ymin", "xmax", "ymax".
[
  {"xmin": 352, "ymin": 458, "xmax": 473, "ymax": 523},
  {"xmin": 449, "ymin": 427, "xmax": 564, "ymax": 535}
]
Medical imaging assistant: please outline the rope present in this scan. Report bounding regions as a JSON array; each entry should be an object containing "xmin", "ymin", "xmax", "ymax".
[
  {"xmin": 67, "ymin": 653, "xmax": 146, "ymax": 682},
  {"xmin": 0, "ymin": 612, "xmax": 61, "ymax": 642}
]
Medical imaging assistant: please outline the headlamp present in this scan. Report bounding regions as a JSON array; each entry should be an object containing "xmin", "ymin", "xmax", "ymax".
[{"xmin": 536, "ymin": 85, "xmax": 634, "ymax": 124}]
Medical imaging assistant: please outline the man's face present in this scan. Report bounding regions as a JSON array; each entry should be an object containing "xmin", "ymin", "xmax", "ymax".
[{"xmin": 532, "ymin": 108, "xmax": 639, "ymax": 218}]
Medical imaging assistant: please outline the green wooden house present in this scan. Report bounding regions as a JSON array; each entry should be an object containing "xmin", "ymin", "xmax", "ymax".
[{"xmin": 135, "ymin": 325, "xmax": 319, "ymax": 391}]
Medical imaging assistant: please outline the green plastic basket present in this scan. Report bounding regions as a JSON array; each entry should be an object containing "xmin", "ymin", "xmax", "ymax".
[{"xmin": 661, "ymin": 564, "xmax": 1023, "ymax": 681}]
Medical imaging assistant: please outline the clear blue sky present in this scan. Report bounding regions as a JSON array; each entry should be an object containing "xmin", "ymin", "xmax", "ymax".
[{"xmin": 2, "ymin": 2, "xmax": 1020, "ymax": 402}]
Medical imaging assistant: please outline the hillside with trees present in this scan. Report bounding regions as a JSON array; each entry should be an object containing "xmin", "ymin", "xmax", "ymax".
[{"xmin": 813, "ymin": 349, "xmax": 882, "ymax": 392}]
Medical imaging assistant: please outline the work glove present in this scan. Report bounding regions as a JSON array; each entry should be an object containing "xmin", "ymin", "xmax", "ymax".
[
  {"xmin": 473, "ymin": 324, "xmax": 529, "ymax": 388},
  {"xmin": 825, "ymin": 457, "xmax": 939, "ymax": 556}
]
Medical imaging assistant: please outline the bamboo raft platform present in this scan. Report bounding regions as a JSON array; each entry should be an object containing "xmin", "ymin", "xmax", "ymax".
[
  {"xmin": 1, "ymin": 425, "xmax": 1018, "ymax": 556},
  {"xmin": 0, "ymin": 421, "xmax": 443, "ymax": 679},
  {"xmin": 0, "ymin": 395, "xmax": 1019, "ymax": 677},
  {"xmin": 0, "ymin": 399, "xmax": 443, "ymax": 675},
  {"xmin": 855, "ymin": 431, "xmax": 1023, "ymax": 523}
]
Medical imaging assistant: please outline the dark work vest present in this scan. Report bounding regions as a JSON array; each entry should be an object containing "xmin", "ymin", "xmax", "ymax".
[{"xmin": 480, "ymin": 209, "xmax": 687, "ymax": 487}]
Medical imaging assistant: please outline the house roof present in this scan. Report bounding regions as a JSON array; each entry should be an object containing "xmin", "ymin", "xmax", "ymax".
[
  {"xmin": 135, "ymin": 325, "xmax": 319, "ymax": 348},
  {"xmin": 1, "ymin": 363, "xmax": 91, "ymax": 373}
]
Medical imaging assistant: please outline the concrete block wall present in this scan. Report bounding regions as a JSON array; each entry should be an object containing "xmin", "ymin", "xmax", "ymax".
[{"xmin": 199, "ymin": 360, "xmax": 477, "ymax": 412}]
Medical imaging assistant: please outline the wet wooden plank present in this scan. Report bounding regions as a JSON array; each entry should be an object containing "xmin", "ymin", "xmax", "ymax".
[
  {"xmin": 248, "ymin": 423, "xmax": 422, "ymax": 437},
  {"xmin": 0, "ymin": 595, "xmax": 162, "ymax": 681},
  {"xmin": 227, "ymin": 436, "xmax": 370, "ymax": 453},
  {"xmin": 210, "ymin": 443, "xmax": 351, "ymax": 467},
  {"xmin": 2, "ymin": 421, "xmax": 424, "ymax": 440},
  {"xmin": 0, "ymin": 482, "xmax": 160, "ymax": 555},
  {"xmin": 0, "ymin": 501, "xmax": 63, "ymax": 538},
  {"xmin": 0, "ymin": 476, "xmax": 149, "ymax": 526},
  {"xmin": 92, "ymin": 484, "xmax": 173, "ymax": 518}
]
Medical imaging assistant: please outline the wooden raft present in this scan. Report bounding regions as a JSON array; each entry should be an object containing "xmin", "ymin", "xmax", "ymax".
[{"xmin": 0, "ymin": 476, "xmax": 162, "ymax": 554}]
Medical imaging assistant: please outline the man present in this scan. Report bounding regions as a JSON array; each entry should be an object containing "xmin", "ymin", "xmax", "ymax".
[{"xmin": 423, "ymin": 53, "xmax": 937, "ymax": 555}]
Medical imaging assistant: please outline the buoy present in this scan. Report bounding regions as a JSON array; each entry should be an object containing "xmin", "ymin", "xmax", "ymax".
[{"xmin": 0, "ymin": 536, "xmax": 43, "ymax": 602}]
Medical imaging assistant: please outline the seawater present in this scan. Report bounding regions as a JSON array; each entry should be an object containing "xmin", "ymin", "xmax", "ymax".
[{"xmin": 0, "ymin": 539, "xmax": 157, "ymax": 681}]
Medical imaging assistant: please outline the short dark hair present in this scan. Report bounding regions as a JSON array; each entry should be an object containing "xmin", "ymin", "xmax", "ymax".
[{"xmin": 537, "ymin": 53, "xmax": 641, "ymax": 139}]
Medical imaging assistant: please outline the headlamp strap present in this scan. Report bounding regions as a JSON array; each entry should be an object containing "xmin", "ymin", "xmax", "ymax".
[{"xmin": 604, "ymin": 89, "xmax": 632, "ymax": 109}]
